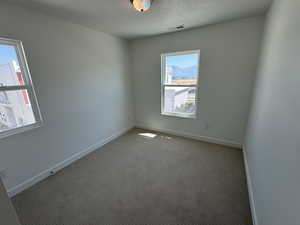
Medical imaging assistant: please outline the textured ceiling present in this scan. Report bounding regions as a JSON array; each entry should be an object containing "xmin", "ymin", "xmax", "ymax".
[{"xmin": 6, "ymin": 0, "xmax": 272, "ymax": 39}]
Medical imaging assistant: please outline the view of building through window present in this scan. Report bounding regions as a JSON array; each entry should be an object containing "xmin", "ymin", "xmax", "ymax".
[
  {"xmin": 162, "ymin": 51, "xmax": 199, "ymax": 117},
  {"xmin": 0, "ymin": 44, "xmax": 36, "ymax": 133}
]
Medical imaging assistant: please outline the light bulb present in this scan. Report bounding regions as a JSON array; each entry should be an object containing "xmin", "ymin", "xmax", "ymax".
[{"xmin": 130, "ymin": 0, "xmax": 152, "ymax": 12}]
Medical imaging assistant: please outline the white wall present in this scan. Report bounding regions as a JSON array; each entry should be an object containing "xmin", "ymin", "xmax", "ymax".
[
  {"xmin": 245, "ymin": 1, "xmax": 300, "ymax": 225},
  {"xmin": 130, "ymin": 16, "xmax": 265, "ymax": 146},
  {"xmin": 0, "ymin": 2, "xmax": 134, "ymax": 192}
]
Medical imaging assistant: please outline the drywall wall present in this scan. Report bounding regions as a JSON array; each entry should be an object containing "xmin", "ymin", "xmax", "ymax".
[
  {"xmin": 0, "ymin": 2, "xmax": 133, "ymax": 193},
  {"xmin": 130, "ymin": 16, "xmax": 265, "ymax": 146},
  {"xmin": 245, "ymin": 1, "xmax": 300, "ymax": 225},
  {"xmin": 0, "ymin": 179, "xmax": 20, "ymax": 225}
]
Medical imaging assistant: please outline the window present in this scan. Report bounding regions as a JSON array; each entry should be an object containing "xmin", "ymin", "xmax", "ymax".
[
  {"xmin": 0, "ymin": 38, "xmax": 42, "ymax": 138},
  {"xmin": 161, "ymin": 50, "xmax": 200, "ymax": 118}
]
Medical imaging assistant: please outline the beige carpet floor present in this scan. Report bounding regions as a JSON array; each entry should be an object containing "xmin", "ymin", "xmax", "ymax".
[{"xmin": 12, "ymin": 128, "xmax": 252, "ymax": 225}]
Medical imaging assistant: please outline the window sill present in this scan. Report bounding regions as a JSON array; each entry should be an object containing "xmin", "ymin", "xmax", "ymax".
[
  {"xmin": 161, "ymin": 112, "xmax": 196, "ymax": 119},
  {"xmin": 0, "ymin": 122, "xmax": 43, "ymax": 140}
]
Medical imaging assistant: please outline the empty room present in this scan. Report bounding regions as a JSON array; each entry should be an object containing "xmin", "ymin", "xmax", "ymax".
[{"xmin": 0, "ymin": 0, "xmax": 299, "ymax": 225}]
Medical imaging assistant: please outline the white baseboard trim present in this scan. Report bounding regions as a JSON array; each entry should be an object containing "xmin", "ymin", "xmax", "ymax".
[
  {"xmin": 243, "ymin": 148, "xmax": 258, "ymax": 225},
  {"xmin": 135, "ymin": 124, "xmax": 242, "ymax": 149},
  {"xmin": 7, "ymin": 126, "xmax": 133, "ymax": 198}
]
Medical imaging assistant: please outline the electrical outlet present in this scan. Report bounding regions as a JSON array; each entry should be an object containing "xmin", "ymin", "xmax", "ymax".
[
  {"xmin": 204, "ymin": 123, "xmax": 210, "ymax": 130},
  {"xmin": 0, "ymin": 170, "xmax": 7, "ymax": 180}
]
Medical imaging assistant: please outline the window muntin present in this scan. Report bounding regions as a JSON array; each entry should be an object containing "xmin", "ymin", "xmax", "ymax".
[
  {"xmin": 161, "ymin": 50, "xmax": 200, "ymax": 118},
  {"xmin": 0, "ymin": 38, "xmax": 42, "ymax": 138}
]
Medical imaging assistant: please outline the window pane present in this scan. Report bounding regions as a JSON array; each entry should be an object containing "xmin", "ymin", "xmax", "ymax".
[
  {"xmin": 0, "ymin": 44, "xmax": 25, "ymax": 86},
  {"xmin": 164, "ymin": 86, "xmax": 196, "ymax": 115},
  {"xmin": 0, "ymin": 90, "xmax": 36, "ymax": 132},
  {"xmin": 165, "ymin": 53, "xmax": 199, "ymax": 85}
]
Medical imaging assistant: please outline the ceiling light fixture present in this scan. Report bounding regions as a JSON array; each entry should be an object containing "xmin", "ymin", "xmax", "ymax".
[{"xmin": 130, "ymin": 0, "xmax": 153, "ymax": 12}]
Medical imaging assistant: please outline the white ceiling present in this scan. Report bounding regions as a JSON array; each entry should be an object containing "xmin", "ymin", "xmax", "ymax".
[{"xmin": 7, "ymin": 0, "xmax": 272, "ymax": 39}]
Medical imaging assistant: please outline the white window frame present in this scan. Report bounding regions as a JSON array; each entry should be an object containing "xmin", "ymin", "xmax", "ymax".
[
  {"xmin": 161, "ymin": 49, "xmax": 200, "ymax": 119},
  {"xmin": 0, "ymin": 37, "xmax": 43, "ymax": 139}
]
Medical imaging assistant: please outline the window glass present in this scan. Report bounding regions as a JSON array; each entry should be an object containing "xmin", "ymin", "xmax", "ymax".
[
  {"xmin": 164, "ymin": 53, "xmax": 198, "ymax": 85},
  {"xmin": 0, "ymin": 39, "xmax": 42, "ymax": 138},
  {"xmin": 0, "ymin": 44, "xmax": 24, "ymax": 86},
  {"xmin": 0, "ymin": 90, "xmax": 35, "ymax": 132},
  {"xmin": 164, "ymin": 87, "xmax": 196, "ymax": 115},
  {"xmin": 161, "ymin": 50, "xmax": 200, "ymax": 118}
]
